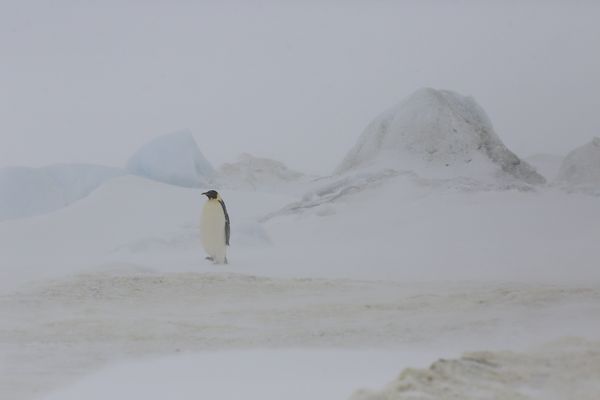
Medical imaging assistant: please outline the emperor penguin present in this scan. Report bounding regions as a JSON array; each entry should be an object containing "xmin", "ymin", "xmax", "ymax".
[{"xmin": 201, "ymin": 190, "xmax": 230, "ymax": 264}]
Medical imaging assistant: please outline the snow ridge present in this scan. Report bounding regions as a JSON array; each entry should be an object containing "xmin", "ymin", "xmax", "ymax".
[{"xmin": 351, "ymin": 338, "xmax": 600, "ymax": 400}]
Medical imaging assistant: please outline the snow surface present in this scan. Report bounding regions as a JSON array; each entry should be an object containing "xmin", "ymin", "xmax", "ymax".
[
  {"xmin": 218, "ymin": 153, "xmax": 311, "ymax": 193},
  {"xmin": 0, "ymin": 164, "xmax": 124, "ymax": 221},
  {"xmin": 336, "ymin": 88, "xmax": 545, "ymax": 185},
  {"xmin": 1, "ymin": 172, "xmax": 600, "ymax": 399},
  {"xmin": 126, "ymin": 130, "xmax": 215, "ymax": 187},
  {"xmin": 556, "ymin": 137, "xmax": 600, "ymax": 187},
  {"xmin": 2, "ymin": 115, "xmax": 600, "ymax": 399},
  {"xmin": 351, "ymin": 338, "xmax": 600, "ymax": 400},
  {"xmin": 525, "ymin": 153, "xmax": 564, "ymax": 182},
  {"xmin": 41, "ymin": 350, "xmax": 439, "ymax": 400}
]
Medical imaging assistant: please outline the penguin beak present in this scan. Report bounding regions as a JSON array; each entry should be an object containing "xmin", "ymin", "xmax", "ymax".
[{"xmin": 202, "ymin": 192, "xmax": 208, "ymax": 197}]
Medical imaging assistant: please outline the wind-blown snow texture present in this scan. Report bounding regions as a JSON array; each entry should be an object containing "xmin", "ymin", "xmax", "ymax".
[
  {"xmin": 336, "ymin": 88, "xmax": 545, "ymax": 185},
  {"xmin": 0, "ymin": 164, "xmax": 123, "ymax": 220},
  {"xmin": 127, "ymin": 130, "xmax": 215, "ymax": 188},
  {"xmin": 351, "ymin": 338, "xmax": 600, "ymax": 400},
  {"xmin": 556, "ymin": 137, "xmax": 600, "ymax": 186}
]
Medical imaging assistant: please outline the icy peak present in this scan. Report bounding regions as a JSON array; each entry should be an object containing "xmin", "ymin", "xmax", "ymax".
[
  {"xmin": 556, "ymin": 137, "xmax": 600, "ymax": 186},
  {"xmin": 336, "ymin": 88, "xmax": 545, "ymax": 185},
  {"xmin": 126, "ymin": 130, "xmax": 215, "ymax": 188}
]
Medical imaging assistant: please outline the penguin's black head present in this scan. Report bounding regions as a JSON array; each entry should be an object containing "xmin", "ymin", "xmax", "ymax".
[{"xmin": 202, "ymin": 190, "xmax": 219, "ymax": 199}]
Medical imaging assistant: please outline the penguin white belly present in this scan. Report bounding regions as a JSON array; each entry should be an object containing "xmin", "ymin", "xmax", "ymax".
[{"xmin": 201, "ymin": 201, "xmax": 227, "ymax": 263}]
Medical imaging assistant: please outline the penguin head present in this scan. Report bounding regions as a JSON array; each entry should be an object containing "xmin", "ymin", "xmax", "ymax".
[{"xmin": 202, "ymin": 190, "xmax": 219, "ymax": 200}]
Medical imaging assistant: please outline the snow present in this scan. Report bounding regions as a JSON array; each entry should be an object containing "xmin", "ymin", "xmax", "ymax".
[
  {"xmin": 0, "ymin": 176, "xmax": 292, "ymax": 291},
  {"xmin": 525, "ymin": 153, "xmax": 564, "ymax": 182},
  {"xmin": 556, "ymin": 137, "xmax": 600, "ymax": 187},
  {"xmin": 351, "ymin": 338, "xmax": 600, "ymax": 400},
  {"xmin": 218, "ymin": 153, "xmax": 311, "ymax": 193},
  {"xmin": 41, "ymin": 350, "xmax": 436, "ymax": 400},
  {"xmin": 126, "ymin": 130, "xmax": 215, "ymax": 188},
  {"xmin": 336, "ymin": 88, "xmax": 545, "ymax": 185},
  {"xmin": 1, "ymin": 99, "xmax": 599, "ymax": 399},
  {"xmin": 2, "ymin": 170, "xmax": 600, "ymax": 399},
  {"xmin": 4, "ymin": 270, "xmax": 599, "ymax": 399},
  {"xmin": 0, "ymin": 164, "xmax": 124, "ymax": 221}
]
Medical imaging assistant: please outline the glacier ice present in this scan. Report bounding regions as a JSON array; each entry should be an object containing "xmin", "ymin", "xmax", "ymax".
[
  {"xmin": 127, "ymin": 130, "xmax": 215, "ymax": 188},
  {"xmin": 0, "ymin": 164, "xmax": 124, "ymax": 221}
]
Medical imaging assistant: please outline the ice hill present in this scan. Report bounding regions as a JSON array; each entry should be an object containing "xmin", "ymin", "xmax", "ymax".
[
  {"xmin": 127, "ymin": 131, "xmax": 215, "ymax": 188},
  {"xmin": 0, "ymin": 164, "xmax": 124, "ymax": 221},
  {"xmin": 218, "ymin": 153, "xmax": 310, "ymax": 193},
  {"xmin": 556, "ymin": 137, "xmax": 600, "ymax": 187},
  {"xmin": 336, "ymin": 88, "xmax": 545, "ymax": 185},
  {"xmin": 525, "ymin": 153, "xmax": 564, "ymax": 182}
]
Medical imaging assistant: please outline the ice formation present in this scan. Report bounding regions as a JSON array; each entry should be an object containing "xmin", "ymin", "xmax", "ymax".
[
  {"xmin": 0, "ymin": 164, "xmax": 123, "ymax": 220},
  {"xmin": 336, "ymin": 88, "xmax": 545, "ymax": 185},
  {"xmin": 127, "ymin": 130, "xmax": 215, "ymax": 188},
  {"xmin": 556, "ymin": 137, "xmax": 600, "ymax": 186}
]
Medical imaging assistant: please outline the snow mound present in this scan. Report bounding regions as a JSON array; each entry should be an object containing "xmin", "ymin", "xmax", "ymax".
[
  {"xmin": 556, "ymin": 137, "xmax": 600, "ymax": 186},
  {"xmin": 127, "ymin": 131, "xmax": 215, "ymax": 188},
  {"xmin": 0, "ymin": 164, "xmax": 123, "ymax": 221},
  {"xmin": 351, "ymin": 338, "xmax": 600, "ymax": 400},
  {"xmin": 336, "ymin": 88, "xmax": 545, "ymax": 185},
  {"xmin": 525, "ymin": 153, "xmax": 563, "ymax": 182},
  {"xmin": 218, "ymin": 153, "xmax": 306, "ymax": 191}
]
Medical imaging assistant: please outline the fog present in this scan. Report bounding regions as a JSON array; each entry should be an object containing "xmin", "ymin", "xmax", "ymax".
[
  {"xmin": 1, "ymin": 1, "xmax": 599, "ymax": 173},
  {"xmin": 3, "ymin": 3, "xmax": 600, "ymax": 399}
]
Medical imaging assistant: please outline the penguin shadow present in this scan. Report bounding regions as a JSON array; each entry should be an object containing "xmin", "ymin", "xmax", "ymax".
[{"xmin": 205, "ymin": 256, "xmax": 229, "ymax": 265}]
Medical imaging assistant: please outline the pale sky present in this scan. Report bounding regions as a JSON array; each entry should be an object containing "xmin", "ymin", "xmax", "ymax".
[{"xmin": 1, "ymin": 1, "xmax": 599, "ymax": 174}]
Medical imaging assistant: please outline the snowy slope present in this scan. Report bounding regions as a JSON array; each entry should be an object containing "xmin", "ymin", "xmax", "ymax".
[
  {"xmin": 336, "ymin": 88, "xmax": 545, "ymax": 185},
  {"xmin": 525, "ymin": 153, "xmax": 564, "ymax": 182},
  {"xmin": 3, "ymin": 173, "xmax": 599, "ymax": 292},
  {"xmin": 218, "ymin": 153, "xmax": 311, "ymax": 193},
  {"xmin": 127, "ymin": 130, "xmax": 215, "ymax": 187},
  {"xmin": 0, "ymin": 164, "xmax": 124, "ymax": 221},
  {"xmin": 0, "ymin": 175, "xmax": 292, "ymax": 291},
  {"xmin": 556, "ymin": 137, "xmax": 600, "ymax": 187},
  {"xmin": 2, "ymin": 159, "xmax": 600, "ymax": 400}
]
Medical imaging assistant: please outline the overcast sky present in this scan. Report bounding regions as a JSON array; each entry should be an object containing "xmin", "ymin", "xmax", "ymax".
[{"xmin": 1, "ymin": 1, "xmax": 599, "ymax": 174}]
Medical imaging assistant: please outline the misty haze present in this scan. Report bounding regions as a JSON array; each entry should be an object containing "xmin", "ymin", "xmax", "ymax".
[{"xmin": 1, "ymin": 2, "xmax": 600, "ymax": 400}]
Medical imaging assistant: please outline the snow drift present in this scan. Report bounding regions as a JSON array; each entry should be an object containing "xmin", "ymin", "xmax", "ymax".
[
  {"xmin": 0, "ymin": 164, "xmax": 123, "ymax": 221},
  {"xmin": 336, "ymin": 88, "xmax": 545, "ymax": 185},
  {"xmin": 351, "ymin": 338, "xmax": 600, "ymax": 400},
  {"xmin": 556, "ymin": 137, "xmax": 600, "ymax": 186},
  {"xmin": 218, "ymin": 153, "xmax": 307, "ymax": 191},
  {"xmin": 127, "ymin": 131, "xmax": 215, "ymax": 188}
]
